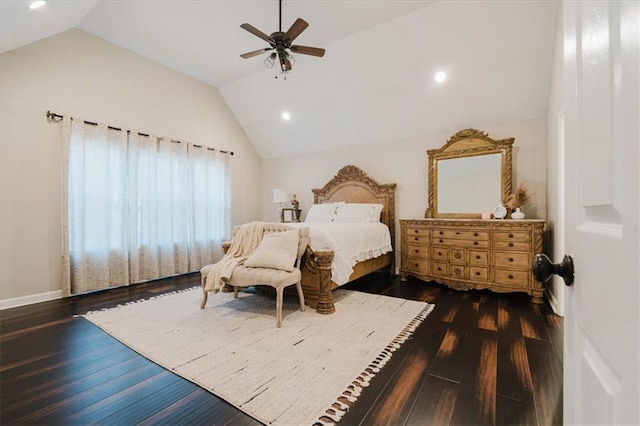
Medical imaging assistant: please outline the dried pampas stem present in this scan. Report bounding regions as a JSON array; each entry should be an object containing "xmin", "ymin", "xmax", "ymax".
[{"xmin": 506, "ymin": 182, "xmax": 531, "ymax": 209}]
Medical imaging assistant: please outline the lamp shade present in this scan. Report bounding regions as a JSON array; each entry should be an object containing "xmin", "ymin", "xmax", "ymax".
[{"xmin": 272, "ymin": 188, "xmax": 289, "ymax": 203}]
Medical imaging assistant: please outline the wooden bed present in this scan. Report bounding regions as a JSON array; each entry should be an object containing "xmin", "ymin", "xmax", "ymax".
[{"xmin": 296, "ymin": 165, "xmax": 397, "ymax": 314}]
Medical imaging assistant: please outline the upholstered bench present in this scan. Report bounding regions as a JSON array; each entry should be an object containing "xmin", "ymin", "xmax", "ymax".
[{"xmin": 200, "ymin": 224, "xmax": 310, "ymax": 328}]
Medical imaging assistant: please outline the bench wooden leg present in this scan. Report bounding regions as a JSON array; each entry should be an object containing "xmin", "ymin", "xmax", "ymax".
[
  {"xmin": 200, "ymin": 275, "xmax": 208, "ymax": 309},
  {"xmin": 276, "ymin": 287, "xmax": 284, "ymax": 328},
  {"xmin": 295, "ymin": 282, "xmax": 305, "ymax": 312}
]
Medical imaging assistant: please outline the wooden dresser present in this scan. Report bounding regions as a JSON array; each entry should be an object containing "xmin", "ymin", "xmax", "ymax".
[{"xmin": 399, "ymin": 219, "xmax": 545, "ymax": 303}]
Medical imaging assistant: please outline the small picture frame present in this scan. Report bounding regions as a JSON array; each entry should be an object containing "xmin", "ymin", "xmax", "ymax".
[{"xmin": 281, "ymin": 208, "xmax": 295, "ymax": 223}]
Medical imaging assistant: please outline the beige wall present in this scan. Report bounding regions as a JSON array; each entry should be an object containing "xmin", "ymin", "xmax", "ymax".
[
  {"xmin": 262, "ymin": 119, "xmax": 548, "ymax": 269},
  {"xmin": 544, "ymin": 5, "xmax": 565, "ymax": 316},
  {"xmin": 0, "ymin": 29, "xmax": 262, "ymax": 303}
]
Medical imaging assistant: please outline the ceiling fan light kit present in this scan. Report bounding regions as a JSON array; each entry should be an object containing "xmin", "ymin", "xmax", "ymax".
[{"xmin": 240, "ymin": 0, "xmax": 325, "ymax": 76}]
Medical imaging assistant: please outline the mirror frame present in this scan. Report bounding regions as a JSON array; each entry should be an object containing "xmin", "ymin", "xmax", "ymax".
[{"xmin": 425, "ymin": 128, "xmax": 514, "ymax": 218}]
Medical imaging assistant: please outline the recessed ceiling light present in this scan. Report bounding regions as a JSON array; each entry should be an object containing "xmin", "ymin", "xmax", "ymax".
[
  {"xmin": 435, "ymin": 71, "xmax": 447, "ymax": 83},
  {"xmin": 282, "ymin": 112, "xmax": 291, "ymax": 121},
  {"xmin": 29, "ymin": 1, "xmax": 46, "ymax": 9}
]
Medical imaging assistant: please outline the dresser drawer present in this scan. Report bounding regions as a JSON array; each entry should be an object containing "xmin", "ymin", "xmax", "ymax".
[
  {"xmin": 432, "ymin": 229, "xmax": 489, "ymax": 240},
  {"xmin": 469, "ymin": 250, "xmax": 489, "ymax": 265},
  {"xmin": 406, "ymin": 227, "xmax": 431, "ymax": 238},
  {"xmin": 432, "ymin": 246, "xmax": 449, "ymax": 261},
  {"xmin": 405, "ymin": 259, "xmax": 430, "ymax": 275},
  {"xmin": 493, "ymin": 231, "xmax": 531, "ymax": 242},
  {"xmin": 431, "ymin": 261, "xmax": 448, "ymax": 277},
  {"xmin": 450, "ymin": 248, "xmax": 465, "ymax": 264},
  {"xmin": 493, "ymin": 269, "xmax": 531, "ymax": 286},
  {"xmin": 406, "ymin": 244, "xmax": 429, "ymax": 258},
  {"xmin": 493, "ymin": 240, "xmax": 531, "ymax": 251},
  {"xmin": 407, "ymin": 234, "xmax": 430, "ymax": 245},
  {"xmin": 469, "ymin": 266, "xmax": 489, "ymax": 281},
  {"xmin": 450, "ymin": 264, "xmax": 465, "ymax": 279},
  {"xmin": 493, "ymin": 251, "xmax": 532, "ymax": 269},
  {"xmin": 433, "ymin": 237, "xmax": 490, "ymax": 249}
]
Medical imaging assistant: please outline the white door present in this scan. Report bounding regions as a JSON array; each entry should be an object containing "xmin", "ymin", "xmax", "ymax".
[{"xmin": 563, "ymin": 1, "xmax": 639, "ymax": 424}]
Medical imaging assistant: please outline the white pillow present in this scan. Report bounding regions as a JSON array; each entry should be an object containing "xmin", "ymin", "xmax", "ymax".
[
  {"xmin": 244, "ymin": 229, "xmax": 299, "ymax": 272},
  {"xmin": 304, "ymin": 202, "xmax": 344, "ymax": 222},
  {"xmin": 333, "ymin": 203, "xmax": 384, "ymax": 223},
  {"xmin": 368, "ymin": 203, "xmax": 384, "ymax": 222}
]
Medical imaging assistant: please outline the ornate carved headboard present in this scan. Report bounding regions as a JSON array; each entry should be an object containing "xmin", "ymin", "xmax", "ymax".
[{"xmin": 311, "ymin": 165, "xmax": 397, "ymax": 245}]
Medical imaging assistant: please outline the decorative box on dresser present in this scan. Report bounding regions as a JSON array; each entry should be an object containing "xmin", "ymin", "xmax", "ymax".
[{"xmin": 399, "ymin": 219, "xmax": 546, "ymax": 304}]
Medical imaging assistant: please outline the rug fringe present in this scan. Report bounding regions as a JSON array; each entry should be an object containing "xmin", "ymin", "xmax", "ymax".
[{"xmin": 314, "ymin": 302, "xmax": 435, "ymax": 426}]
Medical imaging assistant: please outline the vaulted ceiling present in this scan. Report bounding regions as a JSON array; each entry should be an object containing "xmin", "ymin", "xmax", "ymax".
[{"xmin": 1, "ymin": 0, "xmax": 558, "ymax": 159}]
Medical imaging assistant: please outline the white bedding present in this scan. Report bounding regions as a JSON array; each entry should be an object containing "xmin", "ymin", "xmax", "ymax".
[{"xmin": 287, "ymin": 222, "xmax": 392, "ymax": 285}]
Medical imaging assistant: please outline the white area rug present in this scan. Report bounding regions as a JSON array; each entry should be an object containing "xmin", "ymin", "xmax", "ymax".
[{"xmin": 82, "ymin": 287, "xmax": 434, "ymax": 425}]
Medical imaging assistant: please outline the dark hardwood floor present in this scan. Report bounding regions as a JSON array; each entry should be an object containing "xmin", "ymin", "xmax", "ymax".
[{"xmin": 0, "ymin": 272, "xmax": 562, "ymax": 425}]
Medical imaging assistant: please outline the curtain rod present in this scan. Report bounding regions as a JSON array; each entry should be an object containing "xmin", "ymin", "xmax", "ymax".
[{"xmin": 46, "ymin": 110, "xmax": 234, "ymax": 155}]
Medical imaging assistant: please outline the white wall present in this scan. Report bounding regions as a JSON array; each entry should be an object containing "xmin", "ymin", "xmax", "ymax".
[
  {"xmin": 262, "ymin": 119, "xmax": 548, "ymax": 269},
  {"xmin": 0, "ymin": 29, "xmax": 263, "ymax": 303},
  {"xmin": 544, "ymin": 5, "xmax": 565, "ymax": 316}
]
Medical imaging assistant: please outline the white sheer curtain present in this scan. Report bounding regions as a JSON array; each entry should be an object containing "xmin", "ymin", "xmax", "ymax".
[
  {"xmin": 62, "ymin": 118, "xmax": 129, "ymax": 295},
  {"xmin": 188, "ymin": 145, "xmax": 231, "ymax": 271},
  {"xmin": 61, "ymin": 117, "xmax": 231, "ymax": 296},
  {"xmin": 128, "ymin": 133, "xmax": 190, "ymax": 283}
]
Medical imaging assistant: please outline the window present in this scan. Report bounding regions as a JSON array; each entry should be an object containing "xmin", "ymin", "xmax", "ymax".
[{"xmin": 62, "ymin": 118, "xmax": 230, "ymax": 295}]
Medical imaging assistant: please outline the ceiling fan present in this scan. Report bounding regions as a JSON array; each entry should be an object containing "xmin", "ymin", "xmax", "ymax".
[{"xmin": 239, "ymin": 0, "xmax": 325, "ymax": 73}]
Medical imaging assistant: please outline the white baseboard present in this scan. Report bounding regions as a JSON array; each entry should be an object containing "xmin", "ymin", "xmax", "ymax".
[
  {"xmin": 545, "ymin": 288, "xmax": 564, "ymax": 317},
  {"xmin": 0, "ymin": 290, "xmax": 63, "ymax": 310}
]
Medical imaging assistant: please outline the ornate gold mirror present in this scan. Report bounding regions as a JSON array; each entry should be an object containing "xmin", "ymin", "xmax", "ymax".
[{"xmin": 425, "ymin": 129, "xmax": 513, "ymax": 218}]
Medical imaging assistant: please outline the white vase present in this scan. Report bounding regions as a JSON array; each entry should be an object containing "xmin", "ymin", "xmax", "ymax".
[{"xmin": 511, "ymin": 207, "xmax": 525, "ymax": 220}]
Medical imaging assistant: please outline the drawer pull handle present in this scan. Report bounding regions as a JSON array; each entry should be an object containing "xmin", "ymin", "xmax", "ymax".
[
  {"xmin": 473, "ymin": 241, "xmax": 478, "ymax": 245},
  {"xmin": 454, "ymin": 252, "xmax": 462, "ymax": 259},
  {"xmin": 476, "ymin": 255, "xmax": 481, "ymax": 259},
  {"xmin": 474, "ymin": 232, "xmax": 479, "ymax": 237},
  {"xmin": 508, "ymin": 274, "xmax": 514, "ymax": 279},
  {"xmin": 454, "ymin": 268, "xmax": 462, "ymax": 275},
  {"xmin": 509, "ymin": 233, "xmax": 514, "ymax": 238},
  {"xmin": 439, "ymin": 239, "xmax": 444, "ymax": 243},
  {"xmin": 414, "ymin": 249, "xmax": 419, "ymax": 253},
  {"xmin": 509, "ymin": 242, "xmax": 514, "ymax": 247},
  {"xmin": 439, "ymin": 231, "xmax": 443, "ymax": 235},
  {"xmin": 456, "ymin": 231, "xmax": 460, "ymax": 235},
  {"xmin": 414, "ymin": 237, "xmax": 419, "ymax": 241},
  {"xmin": 509, "ymin": 257, "xmax": 514, "ymax": 262},
  {"xmin": 414, "ymin": 229, "xmax": 419, "ymax": 233},
  {"xmin": 475, "ymin": 271, "xmax": 481, "ymax": 276},
  {"xmin": 437, "ymin": 267, "xmax": 442, "ymax": 271},
  {"xmin": 415, "ymin": 263, "xmax": 419, "ymax": 267}
]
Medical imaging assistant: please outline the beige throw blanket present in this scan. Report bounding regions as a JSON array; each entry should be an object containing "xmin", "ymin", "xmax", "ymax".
[{"xmin": 204, "ymin": 221, "xmax": 265, "ymax": 293}]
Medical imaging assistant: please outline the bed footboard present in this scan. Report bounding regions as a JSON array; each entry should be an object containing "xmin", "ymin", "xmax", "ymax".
[
  {"xmin": 297, "ymin": 248, "xmax": 394, "ymax": 315},
  {"xmin": 300, "ymin": 248, "xmax": 336, "ymax": 314}
]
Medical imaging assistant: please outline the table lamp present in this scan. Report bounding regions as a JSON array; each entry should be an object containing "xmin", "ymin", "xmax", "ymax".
[{"xmin": 273, "ymin": 188, "xmax": 289, "ymax": 221}]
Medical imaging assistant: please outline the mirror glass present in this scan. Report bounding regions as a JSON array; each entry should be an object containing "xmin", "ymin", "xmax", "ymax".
[{"xmin": 437, "ymin": 153, "xmax": 502, "ymax": 214}]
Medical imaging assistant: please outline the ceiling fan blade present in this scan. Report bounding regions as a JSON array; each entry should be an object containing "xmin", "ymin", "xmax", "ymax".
[
  {"xmin": 240, "ymin": 48, "xmax": 272, "ymax": 59},
  {"xmin": 290, "ymin": 45, "xmax": 325, "ymax": 57},
  {"xmin": 284, "ymin": 18, "xmax": 309, "ymax": 44},
  {"xmin": 240, "ymin": 23, "xmax": 274, "ymax": 44}
]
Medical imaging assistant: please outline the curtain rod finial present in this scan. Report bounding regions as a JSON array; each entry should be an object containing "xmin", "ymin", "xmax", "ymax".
[{"xmin": 46, "ymin": 110, "xmax": 63, "ymax": 122}]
